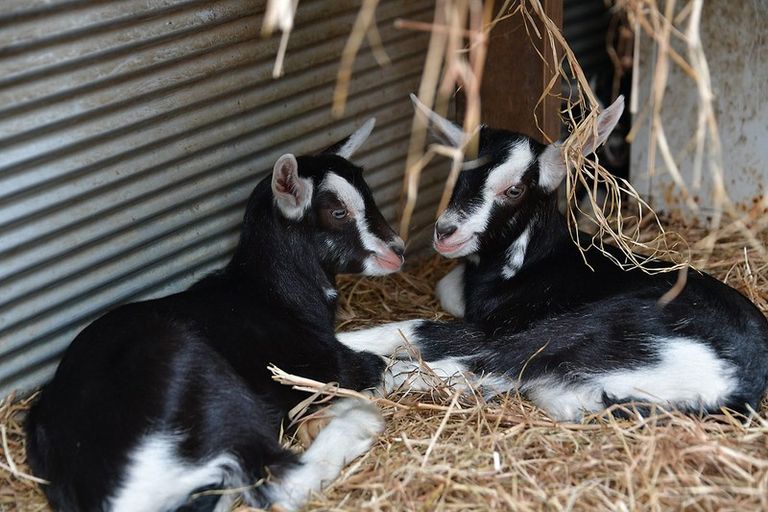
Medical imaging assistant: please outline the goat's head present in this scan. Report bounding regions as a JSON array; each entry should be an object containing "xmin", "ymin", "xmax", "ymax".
[
  {"xmin": 269, "ymin": 119, "xmax": 404, "ymax": 276},
  {"xmin": 410, "ymin": 95, "xmax": 624, "ymax": 260}
]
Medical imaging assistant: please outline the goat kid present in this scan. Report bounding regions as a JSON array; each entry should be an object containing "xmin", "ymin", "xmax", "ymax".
[
  {"xmin": 26, "ymin": 119, "xmax": 405, "ymax": 512},
  {"xmin": 339, "ymin": 96, "xmax": 768, "ymax": 422}
]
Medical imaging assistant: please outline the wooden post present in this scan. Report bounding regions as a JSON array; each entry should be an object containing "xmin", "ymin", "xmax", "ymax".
[{"xmin": 480, "ymin": 0, "xmax": 563, "ymax": 143}]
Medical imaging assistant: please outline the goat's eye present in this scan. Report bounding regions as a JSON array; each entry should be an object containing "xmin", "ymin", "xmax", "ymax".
[
  {"xmin": 505, "ymin": 185, "xmax": 525, "ymax": 199},
  {"xmin": 331, "ymin": 208, "xmax": 348, "ymax": 220}
]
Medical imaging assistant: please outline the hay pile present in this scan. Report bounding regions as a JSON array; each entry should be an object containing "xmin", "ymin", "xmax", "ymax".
[{"xmin": 1, "ymin": 218, "xmax": 766, "ymax": 511}]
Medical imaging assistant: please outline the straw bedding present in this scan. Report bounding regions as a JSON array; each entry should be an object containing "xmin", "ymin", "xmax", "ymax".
[{"xmin": 1, "ymin": 218, "xmax": 766, "ymax": 511}]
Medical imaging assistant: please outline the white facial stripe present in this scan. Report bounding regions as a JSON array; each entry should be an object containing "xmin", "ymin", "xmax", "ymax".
[
  {"xmin": 485, "ymin": 141, "xmax": 535, "ymax": 193},
  {"xmin": 321, "ymin": 172, "xmax": 365, "ymax": 213},
  {"xmin": 321, "ymin": 172, "xmax": 390, "ymax": 267},
  {"xmin": 501, "ymin": 225, "xmax": 530, "ymax": 279}
]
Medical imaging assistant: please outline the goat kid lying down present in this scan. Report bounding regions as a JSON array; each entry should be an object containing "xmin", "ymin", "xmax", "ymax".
[
  {"xmin": 25, "ymin": 119, "xmax": 405, "ymax": 512},
  {"xmin": 339, "ymin": 96, "xmax": 768, "ymax": 422}
]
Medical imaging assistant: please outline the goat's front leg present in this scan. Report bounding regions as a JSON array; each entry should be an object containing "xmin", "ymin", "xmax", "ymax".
[
  {"xmin": 336, "ymin": 320, "xmax": 425, "ymax": 357},
  {"xmin": 337, "ymin": 319, "xmax": 485, "ymax": 358},
  {"xmin": 337, "ymin": 320, "xmax": 495, "ymax": 394}
]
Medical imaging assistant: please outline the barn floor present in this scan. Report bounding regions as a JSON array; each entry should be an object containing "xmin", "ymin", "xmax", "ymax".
[{"xmin": 1, "ymin": 218, "xmax": 767, "ymax": 511}]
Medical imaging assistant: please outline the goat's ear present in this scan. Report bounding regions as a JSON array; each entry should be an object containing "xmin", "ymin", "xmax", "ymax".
[
  {"xmin": 538, "ymin": 95, "xmax": 625, "ymax": 193},
  {"xmin": 410, "ymin": 93, "xmax": 466, "ymax": 148},
  {"xmin": 581, "ymin": 95, "xmax": 624, "ymax": 156},
  {"xmin": 538, "ymin": 143, "xmax": 567, "ymax": 192},
  {"xmin": 322, "ymin": 118, "xmax": 376, "ymax": 159},
  {"xmin": 271, "ymin": 154, "xmax": 312, "ymax": 220}
]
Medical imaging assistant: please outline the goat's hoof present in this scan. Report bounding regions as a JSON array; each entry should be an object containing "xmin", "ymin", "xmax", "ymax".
[{"xmin": 295, "ymin": 412, "xmax": 332, "ymax": 448}]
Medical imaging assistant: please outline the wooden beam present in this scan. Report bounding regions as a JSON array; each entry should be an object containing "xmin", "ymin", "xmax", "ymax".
[{"xmin": 479, "ymin": 0, "xmax": 563, "ymax": 143}]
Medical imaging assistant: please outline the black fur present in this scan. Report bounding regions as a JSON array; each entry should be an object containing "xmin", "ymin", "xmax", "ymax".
[{"xmin": 25, "ymin": 148, "xmax": 399, "ymax": 511}]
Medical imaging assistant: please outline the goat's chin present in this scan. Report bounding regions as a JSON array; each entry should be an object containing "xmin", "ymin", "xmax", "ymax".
[
  {"xmin": 434, "ymin": 235, "xmax": 477, "ymax": 259},
  {"xmin": 362, "ymin": 254, "xmax": 403, "ymax": 276}
]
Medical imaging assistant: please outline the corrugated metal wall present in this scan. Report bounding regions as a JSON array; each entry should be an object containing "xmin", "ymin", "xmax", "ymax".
[{"xmin": 0, "ymin": 0, "xmax": 446, "ymax": 397}]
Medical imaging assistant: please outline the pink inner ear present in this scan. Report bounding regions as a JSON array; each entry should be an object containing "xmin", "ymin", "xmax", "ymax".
[
  {"xmin": 274, "ymin": 158, "xmax": 303, "ymax": 206},
  {"xmin": 276, "ymin": 173, "xmax": 296, "ymax": 197}
]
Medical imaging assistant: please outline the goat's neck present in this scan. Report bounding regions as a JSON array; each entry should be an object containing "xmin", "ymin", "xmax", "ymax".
[
  {"xmin": 474, "ymin": 197, "xmax": 570, "ymax": 278},
  {"xmin": 228, "ymin": 209, "xmax": 337, "ymax": 325}
]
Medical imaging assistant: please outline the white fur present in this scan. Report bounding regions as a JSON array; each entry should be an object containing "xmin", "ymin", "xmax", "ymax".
[
  {"xmin": 435, "ymin": 141, "xmax": 534, "ymax": 259},
  {"xmin": 272, "ymin": 154, "xmax": 313, "ymax": 220},
  {"xmin": 336, "ymin": 320, "xmax": 423, "ymax": 356},
  {"xmin": 324, "ymin": 287, "xmax": 338, "ymax": 301},
  {"xmin": 485, "ymin": 141, "xmax": 535, "ymax": 193},
  {"xmin": 109, "ymin": 434, "xmax": 241, "ymax": 512},
  {"xmin": 521, "ymin": 337, "xmax": 737, "ymax": 422},
  {"xmin": 321, "ymin": 172, "xmax": 398, "ymax": 276},
  {"xmin": 538, "ymin": 142, "xmax": 566, "ymax": 192},
  {"xmin": 595, "ymin": 337, "xmax": 737, "ymax": 410},
  {"xmin": 321, "ymin": 172, "xmax": 365, "ymax": 213},
  {"xmin": 501, "ymin": 226, "xmax": 530, "ymax": 279},
  {"xmin": 522, "ymin": 378, "xmax": 603, "ymax": 422},
  {"xmin": 435, "ymin": 264, "xmax": 466, "ymax": 317},
  {"xmin": 268, "ymin": 398, "xmax": 384, "ymax": 511},
  {"xmin": 383, "ymin": 357, "xmax": 472, "ymax": 393},
  {"xmin": 334, "ymin": 118, "xmax": 375, "ymax": 159}
]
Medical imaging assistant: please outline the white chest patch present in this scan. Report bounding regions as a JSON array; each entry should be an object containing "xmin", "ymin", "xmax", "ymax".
[
  {"xmin": 501, "ymin": 226, "xmax": 531, "ymax": 279},
  {"xmin": 435, "ymin": 264, "xmax": 466, "ymax": 317}
]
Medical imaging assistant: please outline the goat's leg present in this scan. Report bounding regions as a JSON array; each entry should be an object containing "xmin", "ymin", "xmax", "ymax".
[
  {"xmin": 265, "ymin": 397, "xmax": 384, "ymax": 511},
  {"xmin": 337, "ymin": 319, "xmax": 484, "ymax": 357},
  {"xmin": 336, "ymin": 320, "xmax": 426, "ymax": 356},
  {"xmin": 337, "ymin": 320, "xmax": 500, "ymax": 394}
]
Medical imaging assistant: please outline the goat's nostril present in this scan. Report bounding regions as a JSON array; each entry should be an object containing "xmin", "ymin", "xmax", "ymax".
[
  {"xmin": 435, "ymin": 222, "xmax": 458, "ymax": 241},
  {"xmin": 390, "ymin": 244, "xmax": 405, "ymax": 258}
]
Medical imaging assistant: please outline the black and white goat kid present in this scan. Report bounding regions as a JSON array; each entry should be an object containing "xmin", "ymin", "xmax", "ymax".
[
  {"xmin": 26, "ymin": 119, "xmax": 405, "ymax": 512},
  {"xmin": 338, "ymin": 96, "xmax": 768, "ymax": 422}
]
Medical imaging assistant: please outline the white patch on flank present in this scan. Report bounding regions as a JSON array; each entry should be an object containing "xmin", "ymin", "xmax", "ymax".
[
  {"xmin": 435, "ymin": 264, "xmax": 466, "ymax": 317},
  {"xmin": 324, "ymin": 288, "xmax": 338, "ymax": 301},
  {"xmin": 109, "ymin": 433, "xmax": 241, "ymax": 512},
  {"xmin": 436, "ymin": 141, "xmax": 535, "ymax": 259},
  {"xmin": 596, "ymin": 337, "xmax": 737, "ymax": 410},
  {"xmin": 336, "ymin": 320, "xmax": 423, "ymax": 356},
  {"xmin": 268, "ymin": 398, "xmax": 384, "ymax": 511},
  {"xmin": 333, "ymin": 118, "xmax": 375, "ymax": 159},
  {"xmin": 522, "ymin": 337, "xmax": 737, "ymax": 422},
  {"xmin": 501, "ymin": 225, "xmax": 530, "ymax": 279}
]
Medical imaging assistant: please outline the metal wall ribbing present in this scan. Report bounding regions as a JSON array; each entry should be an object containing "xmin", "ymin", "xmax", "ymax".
[{"xmin": 0, "ymin": 0, "xmax": 445, "ymax": 396}]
